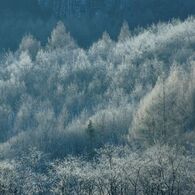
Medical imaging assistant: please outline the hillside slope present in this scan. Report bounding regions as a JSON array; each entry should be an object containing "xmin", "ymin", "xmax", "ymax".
[
  {"xmin": 0, "ymin": 18, "xmax": 194, "ymax": 158},
  {"xmin": 0, "ymin": 16, "xmax": 194, "ymax": 195}
]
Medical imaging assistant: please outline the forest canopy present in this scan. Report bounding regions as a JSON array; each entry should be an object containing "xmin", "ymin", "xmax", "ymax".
[{"xmin": 0, "ymin": 13, "xmax": 194, "ymax": 194}]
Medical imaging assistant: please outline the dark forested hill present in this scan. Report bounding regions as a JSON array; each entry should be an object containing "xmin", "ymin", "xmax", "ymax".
[
  {"xmin": 0, "ymin": 0, "xmax": 39, "ymax": 12},
  {"xmin": 0, "ymin": 0, "xmax": 195, "ymax": 51}
]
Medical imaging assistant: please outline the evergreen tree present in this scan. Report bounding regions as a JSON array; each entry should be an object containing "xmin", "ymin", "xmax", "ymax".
[
  {"xmin": 86, "ymin": 120, "xmax": 96, "ymax": 157},
  {"xmin": 86, "ymin": 120, "xmax": 95, "ymax": 142}
]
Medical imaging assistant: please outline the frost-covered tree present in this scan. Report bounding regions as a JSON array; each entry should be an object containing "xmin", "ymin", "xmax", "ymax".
[
  {"xmin": 19, "ymin": 35, "xmax": 40, "ymax": 60},
  {"xmin": 48, "ymin": 21, "xmax": 76, "ymax": 49},
  {"xmin": 131, "ymin": 66, "xmax": 195, "ymax": 146}
]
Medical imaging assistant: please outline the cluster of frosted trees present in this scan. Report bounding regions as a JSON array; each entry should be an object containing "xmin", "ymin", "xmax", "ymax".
[
  {"xmin": 0, "ymin": 18, "xmax": 194, "ymax": 156},
  {"xmin": 0, "ymin": 17, "xmax": 194, "ymax": 194},
  {"xmin": 0, "ymin": 145, "xmax": 194, "ymax": 195},
  {"xmin": 50, "ymin": 145, "xmax": 194, "ymax": 195}
]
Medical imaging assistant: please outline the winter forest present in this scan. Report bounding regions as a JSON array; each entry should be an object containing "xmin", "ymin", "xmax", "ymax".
[{"xmin": 0, "ymin": 0, "xmax": 195, "ymax": 195}]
